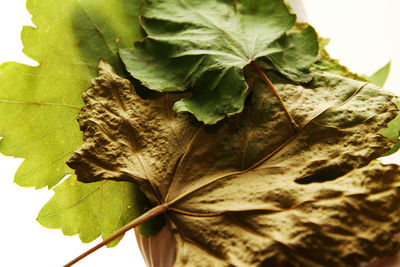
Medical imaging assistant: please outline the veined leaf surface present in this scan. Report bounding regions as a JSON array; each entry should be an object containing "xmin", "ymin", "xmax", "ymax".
[
  {"xmin": 312, "ymin": 40, "xmax": 400, "ymax": 156},
  {"xmin": 0, "ymin": 0, "xmax": 159, "ymax": 244},
  {"xmin": 120, "ymin": 0, "xmax": 318, "ymax": 124},
  {"xmin": 68, "ymin": 60, "xmax": 400, "ymax": 266}
]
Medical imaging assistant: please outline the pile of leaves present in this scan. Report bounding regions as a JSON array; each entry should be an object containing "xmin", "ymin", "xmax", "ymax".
[{"xmin": 1, "ymin": 0, "xmax": 400, "ymax": 266}]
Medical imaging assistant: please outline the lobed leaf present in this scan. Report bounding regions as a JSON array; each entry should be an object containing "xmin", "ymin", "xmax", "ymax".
[
  {"xmin": 0, "ymin": 0, "xmax": 141, "ymax": 188},
  {"xmin": 68, "ymin": 60, "xmax": 400, "ymax": 266},
  {"xmin": 120, "ymin": 0, "xmax": 319, "ymax": 124},
  {"xmin": 37, "ymin": 176, "xmax": 164, "ymax": 247},
  {"xmin": 0, "ymin": 0, "xmax": 159, "ymax": 243}
]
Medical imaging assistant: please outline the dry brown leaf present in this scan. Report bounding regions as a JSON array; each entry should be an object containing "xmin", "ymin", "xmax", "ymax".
[{"xmin": 67, "ymin": 60, "xmax": 400, "ymax": 266}]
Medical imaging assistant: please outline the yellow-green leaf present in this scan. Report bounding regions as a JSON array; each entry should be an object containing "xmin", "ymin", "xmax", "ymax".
[
  {"xmin": 0, "ymin": 0, "xmax": 161, "ymax": 244},
  {"xmin": 366, "ymin": 61, "xmax": 391, "ymax": 87}
]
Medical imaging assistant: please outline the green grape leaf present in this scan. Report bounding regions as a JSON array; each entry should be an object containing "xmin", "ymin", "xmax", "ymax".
[
  {"xmin": 37, "ymin": 176, "xmax": 164, "ymax": 247},
  {"xmin": 68, "ymin": 61, "xmax": 400, "ymax": 266},
  {"xmin": 120, "ymin": 0, "xmax": 318, "ymax": 124},
  {"xmin": 0, "ymin": 0, "xmax": 141, "ymax": 188},
  {"xmin": 0, "ymin": 0, "xmax": 161, "ymax": 243}
]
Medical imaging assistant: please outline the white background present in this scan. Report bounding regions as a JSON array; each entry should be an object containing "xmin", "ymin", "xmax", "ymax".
[{"xmin": 0, "ymin": 0, "xmax": 400, "ymax": 266}]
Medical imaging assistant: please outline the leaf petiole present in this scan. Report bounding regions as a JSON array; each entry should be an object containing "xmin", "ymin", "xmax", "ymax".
[
  {"xmin": 64, "ymin": 204, "xmax": 168, "ymax": 267},
  {"xmin": 249, "ymin": 61, "xmax": 299, "ymax": 131}
]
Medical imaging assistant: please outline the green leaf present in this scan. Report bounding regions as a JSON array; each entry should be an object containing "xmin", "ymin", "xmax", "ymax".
[
  {"xmin": 37, "ymin": 176, "xmax": 164, "ymax": 247},
  {"xmin": 68, "ymin": 61, "xmax": 400, "ymax": 266},
  {"xmin": 365, "ymin": 61, "xmax": 391, "ymax": 87},
  {"xmin": 0, "ymin": 0, "xmax": 160, "ymax": 242},
  {"xmin": 0, "ymin": 0, "xmax": 141, "ymax": 188},
  {"xmin": 120, "ymin": 0, "xmax": 318, "ymax": 124},
  {"xmin": 266, "ymin": 24, "xmax": 319, "ymax": 82}
]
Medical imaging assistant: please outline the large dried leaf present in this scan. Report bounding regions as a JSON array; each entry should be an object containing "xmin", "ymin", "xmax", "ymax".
[
  {"xmin": 68, "ymin": 60, "xmax": 400, "ymax": 266},
  {"xmin": 120, "ymin": 0, "xmax": 318, "ymax": 124}
]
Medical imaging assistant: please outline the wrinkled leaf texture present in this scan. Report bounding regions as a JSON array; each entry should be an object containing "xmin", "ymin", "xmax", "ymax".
[
  {"xmin": 68, "ymin": 60, "xmax": 400, "ymax": 266},
  {"xmin": 366, "ymin": 61, "xmax": 400, "ymax": 156},
  {"xmin": 0, "ymin": 0, "xmax": 160, "ymax": 246},
  {"xmin": 313, "ymin": 41, "xmax": 400, "ymax": 156},
  {"xmin": 120, "ymin": 0, "xmax": 318, "ymax": 124},
  {"xmin": 380, "ymin": 99, "xmax": 400, "ymax": 156}
]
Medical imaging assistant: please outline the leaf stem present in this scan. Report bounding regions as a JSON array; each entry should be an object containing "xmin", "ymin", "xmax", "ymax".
[
  {"xmin": 249, "ymin": 61, "xmax": 299, "ymax": 131},
  {"xmin": 233, "ymin": 0, "xmax": 237, "ymax": 13},
  {"xmin": 63, "ymin": 204, "xmax": 168, "ymax": 267}
]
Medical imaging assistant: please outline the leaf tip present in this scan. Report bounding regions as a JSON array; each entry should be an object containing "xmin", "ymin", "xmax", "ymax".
[{"xmin": 97, "ymin": 58, "xmax": 115, "ymax": 76}]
